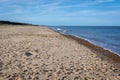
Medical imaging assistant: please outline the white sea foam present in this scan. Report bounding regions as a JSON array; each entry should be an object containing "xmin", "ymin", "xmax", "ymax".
[
  {"xmin": 52, "ymin": 26, "xmax": 120, "ymax": 56},
  {"xmin": 72, "ymin": 34, "xmax": 120, "ymax": 56},
  {"xmin": 57, "ymin": 28, "xmax": 61, "ymax": 31}
]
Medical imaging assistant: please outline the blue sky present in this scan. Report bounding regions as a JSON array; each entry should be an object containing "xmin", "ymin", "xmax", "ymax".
[{"xmin": 0, "ymin": 0, "xmax": 120, "ymax": 26}]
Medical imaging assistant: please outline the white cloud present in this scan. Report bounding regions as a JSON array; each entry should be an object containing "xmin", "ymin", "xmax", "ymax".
[
  {"xmin": 96, "ymin": 0, "xmax": 115, "ymax": 3},
  {"xmin": 0, "ymin": 12, "xmax": 13, "ymax": 16},
  {"xmin": 0, "ymin": 0, "xmax": 10, "ymax": 2},
  {"xmin": 13, "ymin": 9, "xmax": 24, "ymax": 14},
  {"xmin": 35, "ymin": 0, "xmax": 116, "ymax": 14},
  {"xmin": 65, "ymin": 10, "xmax": 120, "ymax": 17},
  {"xmin": 0, "ymin": 0, "xmax": 118, "ymax": 17}
]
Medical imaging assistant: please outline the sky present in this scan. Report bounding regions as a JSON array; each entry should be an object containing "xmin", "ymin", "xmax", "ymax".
[{"xmin": 0, "ymin": 0, "xmax": 120, "ymax": 26}]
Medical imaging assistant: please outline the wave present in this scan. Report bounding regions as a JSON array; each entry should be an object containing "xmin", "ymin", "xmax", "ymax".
[
  {"xmin": 52, "ymin": 27, "xmax": 120, "ymax": 56},
  {"xmin": 71, "ymin": 34, "xmax": 120, "ymax": 56},
  {"xmin": 50, "ymin": 26, "xmax": 120, "ymax": 56}
]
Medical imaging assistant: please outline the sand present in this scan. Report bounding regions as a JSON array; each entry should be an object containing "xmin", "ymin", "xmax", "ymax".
[{"xmin": 0, "ymin": 25, "xmax": 120, "ymax": 80}]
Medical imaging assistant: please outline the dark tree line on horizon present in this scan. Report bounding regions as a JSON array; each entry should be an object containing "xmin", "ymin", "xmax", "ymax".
[{"xmin": 0, "ymin": 21, "xmax": 38, "ymax": 26}]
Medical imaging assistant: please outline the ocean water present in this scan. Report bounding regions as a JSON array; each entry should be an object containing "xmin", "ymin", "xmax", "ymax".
[{"xmin": 49, "ymin": 26, "xmax": 120, "ymax": 56}]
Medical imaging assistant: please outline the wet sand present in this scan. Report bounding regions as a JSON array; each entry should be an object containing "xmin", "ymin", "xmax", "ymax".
[{"xmin": 0, "ymin": 25, "xmax": 120, "ymax": 80}]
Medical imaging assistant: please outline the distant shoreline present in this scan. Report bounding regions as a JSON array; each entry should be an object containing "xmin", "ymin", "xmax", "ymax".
[
  {"xmin": 0, "ymin": 21, "xmax": 39, "ymax": 26},
  {"xmin": 50, "ymin": 28, "xmax": 120, "ymax": 63},
  {"xmin": 63, "ymin": 34, "xmax": 120, "ymax": 63},
  {"xmin": 1, "ymin": 21, "xmax": 120, "ymax": 27},
  {"xmin": 1, "ymin": 21, "xmax": 120, "ymax": 62}
]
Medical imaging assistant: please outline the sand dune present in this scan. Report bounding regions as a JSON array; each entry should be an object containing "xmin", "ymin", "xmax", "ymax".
[{"xmin": 0, "ymin": 25, "xmax": 120, "ymax": 80}]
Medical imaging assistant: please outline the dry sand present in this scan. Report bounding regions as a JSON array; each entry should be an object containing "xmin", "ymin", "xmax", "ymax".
[{"xmin": 0, "ymin": 25, "xmax": 120, "ymax": 80}]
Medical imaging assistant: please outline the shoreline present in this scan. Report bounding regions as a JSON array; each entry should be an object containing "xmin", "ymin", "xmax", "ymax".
[
  {"xmin": 0, "ymin": 25, "xmax": 120, "ymax": 80},
  {"xmin": 50, "ymin": 27, "xmax": 120, "ymax": 63},
  {"xmin": 63, "ymin": 34, "xmax": 120, "ymax": 63},
  {"xmin": 73, "ymin": 35, "xmax": 120, "ymax": 56}
]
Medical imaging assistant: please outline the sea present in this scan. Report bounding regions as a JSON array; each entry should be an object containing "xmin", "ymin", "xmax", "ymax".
[{"xmin": 48, "ymin": 26, "xmax": 120, "ymax": 56}]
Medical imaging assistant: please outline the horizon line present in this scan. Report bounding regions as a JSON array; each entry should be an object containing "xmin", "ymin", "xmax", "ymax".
[{"xmin": 0, "ymin": 20, "xmax": 120, "ymax": 27}]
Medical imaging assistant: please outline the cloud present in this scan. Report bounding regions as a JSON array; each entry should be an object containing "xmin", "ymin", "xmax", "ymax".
[
  {"xmin": 33, "ymin": 0, "xmax": 116, "ymax": 16},
  {"xmin": 65, "ymin": 10, "xmax": 120, "ymax": 17},
  {"xmin": 0, "ymin": 0, "xmax": 10, "ymax": 2},
  {"xmin": 0, "ymin": 0, "xmax": 119, "ymax": 24},
  {"xmin": 12, "ymin": 9, "xmax": 25, "ymax": 14},
  {"xmin": 0, "ymin": 12, "xmax": 13, "ymax": 16},
  {"xmin": 96, "ymin": 0, "xmax": 115, "ymax": 3},
  {"xmin": 35, "ymin": 0, "xmax": 116, "ymax": 14}
]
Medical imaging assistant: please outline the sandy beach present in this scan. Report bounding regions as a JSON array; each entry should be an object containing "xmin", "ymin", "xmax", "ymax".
[{"xmin": 0, "ymin": 25, "xmax": 120, "ymax": 80}]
